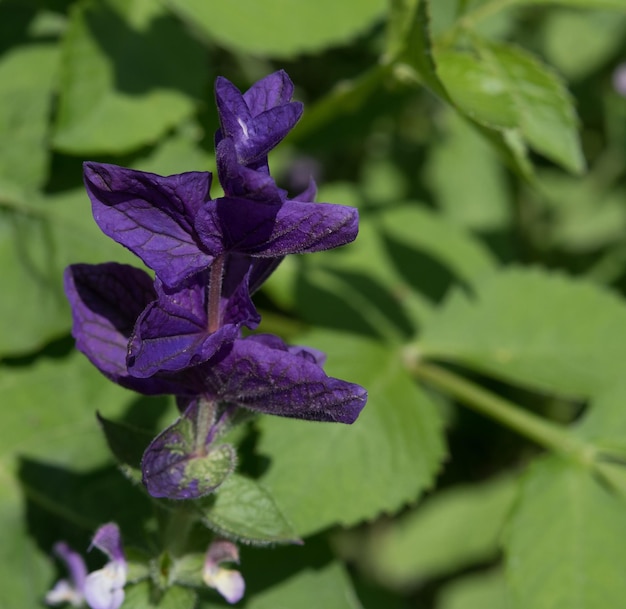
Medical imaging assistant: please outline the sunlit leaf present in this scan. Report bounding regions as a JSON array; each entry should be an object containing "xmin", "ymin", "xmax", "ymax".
[
  {"xmin": 54, "ymin": 0, "xmax": 205, "ymax": 154},
  {"xmin": 420, "ymin": 267, "xmax": 626, "ymax": 397},
  {"xmin": 258, "ymin": 331, "xmax": 446, "ymax": 536},
  {"xmin": 164, "ymin": 0, "xmax": 386, "ymax": 58},
  {"xmin": 505, "ymin": 456, "xmax": 626, "ymax": 609}
]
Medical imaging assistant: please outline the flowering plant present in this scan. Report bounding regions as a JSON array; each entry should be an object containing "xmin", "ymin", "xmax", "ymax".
[{"xmin": 48, "ymin": 71, "xmax": 366, "ymax": 607}]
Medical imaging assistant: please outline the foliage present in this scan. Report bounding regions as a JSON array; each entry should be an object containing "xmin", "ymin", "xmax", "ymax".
[{"xmin": 2, "ymin": 0, "xmax": 626, "ymax": 607}]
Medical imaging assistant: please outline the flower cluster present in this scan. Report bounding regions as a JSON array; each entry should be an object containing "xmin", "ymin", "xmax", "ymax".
[
  {"xmin": 46, "ymin": 525, "xmax": 243, "ymax": 608},
  {"xmin": 64, "ymin": 71, "xmax": 367, "ymax": 500},
  {"xmin": 46, "ymin": 523, "xmax": 126, "ymax": 609}
]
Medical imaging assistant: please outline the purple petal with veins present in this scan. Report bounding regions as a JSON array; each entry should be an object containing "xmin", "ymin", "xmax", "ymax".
[
  {"xmin": 195, "ymin": 196, "xmax": 359, "ymax": 258},
  {"xmin": 84, "ymin": 162, "xmax": 214, "ymax": 289},
  {"xmin": 64, "ymin": 263, "xmax": 188, "ymax": 395},
  {"xmin": 199, "ymin": 335, "xmax": 366, "ymax": 424}
]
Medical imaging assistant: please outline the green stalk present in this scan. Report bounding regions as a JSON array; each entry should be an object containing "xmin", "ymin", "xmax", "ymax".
[
  {"xmin": 408, "ymin": 359, "xmax": 597, "ymax": 467},
  {"xmin": 162, "ymin": 504, "xmax": 196, "ymax": 558}
]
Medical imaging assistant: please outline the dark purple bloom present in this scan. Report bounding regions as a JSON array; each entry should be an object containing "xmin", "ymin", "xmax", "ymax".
[
  {"xmin": 64, "ymin": 69, "xmax": 368, "ymax": 501},
  {"xmin": 84, "ymin": 163, "xmax": 214, "ymax": 290},
  {"xmin": 215, "ymin": 70, "xmax": 302, "ymax": 170}
]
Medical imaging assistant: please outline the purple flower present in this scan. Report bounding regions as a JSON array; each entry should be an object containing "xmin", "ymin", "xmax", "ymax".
[
  {"xmin": 203, "ymin": 541, "xmax": 245, "ymax": 604},
  {"xmin": 215, "ymin": 70, "xmax": 302, "ymax": 174},
  {"xmin": 83, "ymin": 523, "xmax": 127, "ymax": 609},
  {"xmin": 45, "ymin": 542, "xmax": 88, "ymax": 607},
  {"xmin": 64, "ymin": 69, "xmax": 368, "ymax": 501},
  {"xmin": 45, "ymin": 525, "xmax": 127, "ymax": 609}
]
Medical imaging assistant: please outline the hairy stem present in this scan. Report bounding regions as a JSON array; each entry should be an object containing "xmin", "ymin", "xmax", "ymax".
[
  {"xmin": 408, "ymin": 359, "xmax": 597, "ymax": 467},
  {"xmin": 207, "ymin": 255, "xmax": 225, "ymax": 333}
]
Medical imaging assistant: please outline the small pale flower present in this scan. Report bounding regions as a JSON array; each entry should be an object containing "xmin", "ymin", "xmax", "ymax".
[
  {"xmin": 45, "ymin": 542, "xmax": 87, "ymax": 607},
  {"xmin": 203, "ymin": 541, "xmax": 245, "ymax": 604},
  {"xmin": 83, "ymin": 523, "xmax": 127, "ymax": 609}
]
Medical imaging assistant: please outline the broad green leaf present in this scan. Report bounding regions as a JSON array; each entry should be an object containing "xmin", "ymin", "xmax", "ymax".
[
  {"xmin": 258, "ymin": 331, "xmax": 446, "ymax": 536},
  {"xmin": 542, "ymin": 11, "xmax": 626, "ymax": 81},
  {"xmin": 0, "ymin": 44, "xmax": 58, "ymax": 191},
  {"xmin": 297, "ymin": 206, "xmax": 497, "ymax": 339},
  {"xmin": 98, "ymin": 414, "xmax": 154, "ymax": 470},
  {"xmin": 424, "ymin": 111, "xmax": 511, "ymax": 230},
  {"xmin": 247, "ymin": 561, "xmax": 362, "ymax": 609},
  {"xmin": 54, "ymin": 0, "xmax": 205, "ymax": 154},
  {"xmin": 530, "ymin": 170, "xmax": 626, "ymax": 252},
  {"xmin": 379, "ymin": 205, "xmax": 498, "ymax": 283},
  {"xmin": 164, "ymin": 0, "xmax": 386, "ymax": 57},
  {"xmin": 438, "ymin": 569, "xmax": 510, "ymax": 609},
  {"xmin": 420, "ymin": 267, "xmax": 626, "ymax": 397},
  {"xmin": 365, "ymin": 473, "xmax": 518, "ymax": 588},
  {"xmin": 425, "ymin": 112, "xmax": 512, "ymax": 231},
  {"xmin": 125, "ymin": 581, "xmax": 197, "ymax": 609},
  {"xmin": 0, "ymin": 189, "xmax": 136, "ymax": 356},
  {"xmin": 0, "ymin": 352, "xmax": 138, "ymax": 605},
  {"xmin": 436, "ymin": 50, "xmax": 518, "ymax": 129},
  {"xmin": 392, "ymin": 0, "xmax": 451, "ymax": 101},
  {"xmin": 575, "ymin": 380, "xmax": 626, "ymax": 458},
  {"xmin": 520, "ymin": 0, "xmax": 626, "ymax": 7},
  {"xmin": 199, "ymin": 474, "xmax": 300, "ymax": 546},
  {"xmin": 505, "ymin": 456, "xmax": 626, "ymax": 609},
  {"xmin": 477, "ymin": 42, "xmax": 584, "ymax": 174}
]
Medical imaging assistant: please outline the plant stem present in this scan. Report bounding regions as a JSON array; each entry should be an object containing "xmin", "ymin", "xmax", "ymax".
[
  {"xmin": 207, "ymin": 254, "xmax": 225, "ymax": 333},
  {"xmin": 163, "ymin": 504, "xmax": 196, "ymax": 558},
  {"xmin": 408, "ymin": 359, "xmax": 597, "ymax": 467}
]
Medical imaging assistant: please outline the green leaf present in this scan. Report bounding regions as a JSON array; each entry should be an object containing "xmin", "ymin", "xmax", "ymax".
[
  {"xmin": 0, "ymin": 352, "xmax": 137, "ymax": 604},
  {"xmin": 124, "ymin": 581, "xmax": 197, "ymax": 608},
  {"xmin": 0, "ymin": 43, "xmax": 58, "ymax": 191},
  {"xmin": 246, "ymin": 561, "xmax": 362, "ymax": 609},
  {"xmin": 425, "ymin": 111, "xmax": 512, "ymax": 230},
  {"xmin": 379, "ymin": 205, "xmax": 498, "ymax": 284},
  {"xmin": 364, "ymin": 473, "xmax": 518, "ymax": 588},
  {"xmin": 575, "ymin": 380, "xmax": 626, "ymax": 458},
  {"xmin": 54, "ymin": 0, "xmax": 205, "ymax": 154},
  {"xmin": 98, "ymin": 413, "xmax": 153, "ymax": 470},
  {"xmin": 505, "ymin": 456, "xmax": 626, "ymax": 609},
  {"xmin": 258, "ymin": 331, "xmax": 446, "ymax": 536},
  {"xmin": 476, "ymin": 41, "xmax": 584, "ymax": 174},
  {"xmin": 392, "ymin": 0, "xmax": 452, "ymax": 101},
  {"xmin": 520, "ymin": 0, "xmax": 626, "ymax": 7},
  {"xmin": 164, "ymin": 0, "xmax": 386, "ymax": 58},
  {"xmin": 530, "ymin": 170, "xmax": 626, "ymax": 252},
  {"xmin": 438, "ymin": 569, "xmax": 509, "ymax": 609},
  {"xmin": 436, "ymin": 49, "xmax": 518, "ymax": 129},
  {"xmin": 0, "ymin": 188, "xmax": 137, "ymax": 356},
  {"xmin": 199, "ymin": 474, "xmax": 300, "ymax": 546},
  {"xmin": 420, "ymin": 267, "xmax": 626, "ymax": 397}
]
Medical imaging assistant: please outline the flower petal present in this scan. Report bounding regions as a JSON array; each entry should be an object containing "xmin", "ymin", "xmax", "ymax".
[
  {"xmin": 216, "ymin": 138, "xmax": 285, "ymax": 200},
  {"xmin": 64, "ymin": 264, "xmax": 188, "ymax": 395},
  {"xmin": 84, "ymin": 162, "xmax": 214, "ymax": 288},
  {"xmin": 195, "ymin": 197, "xmax": 359, "ymax": 258},
  {"xmin": 127, "ymin": 273, "xmax": 255, "ymax": 377},
  {"xmin": 90, "ymin": 523, "xmax": 125, "ymax": 564},
  {"xmin": 200, "ymin": 335, "xmax": 367, "ymax": 423},
  {"xmin": 208, "ymin": 569, "xmax": 245, "ymax": 604},
  {"xmin": 243, "ymin": 70, "xmax": 294, "ymax": 116},
  {"xmin": 83, "ymin": 563, "xmax": 125, "ymax": 609}
]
